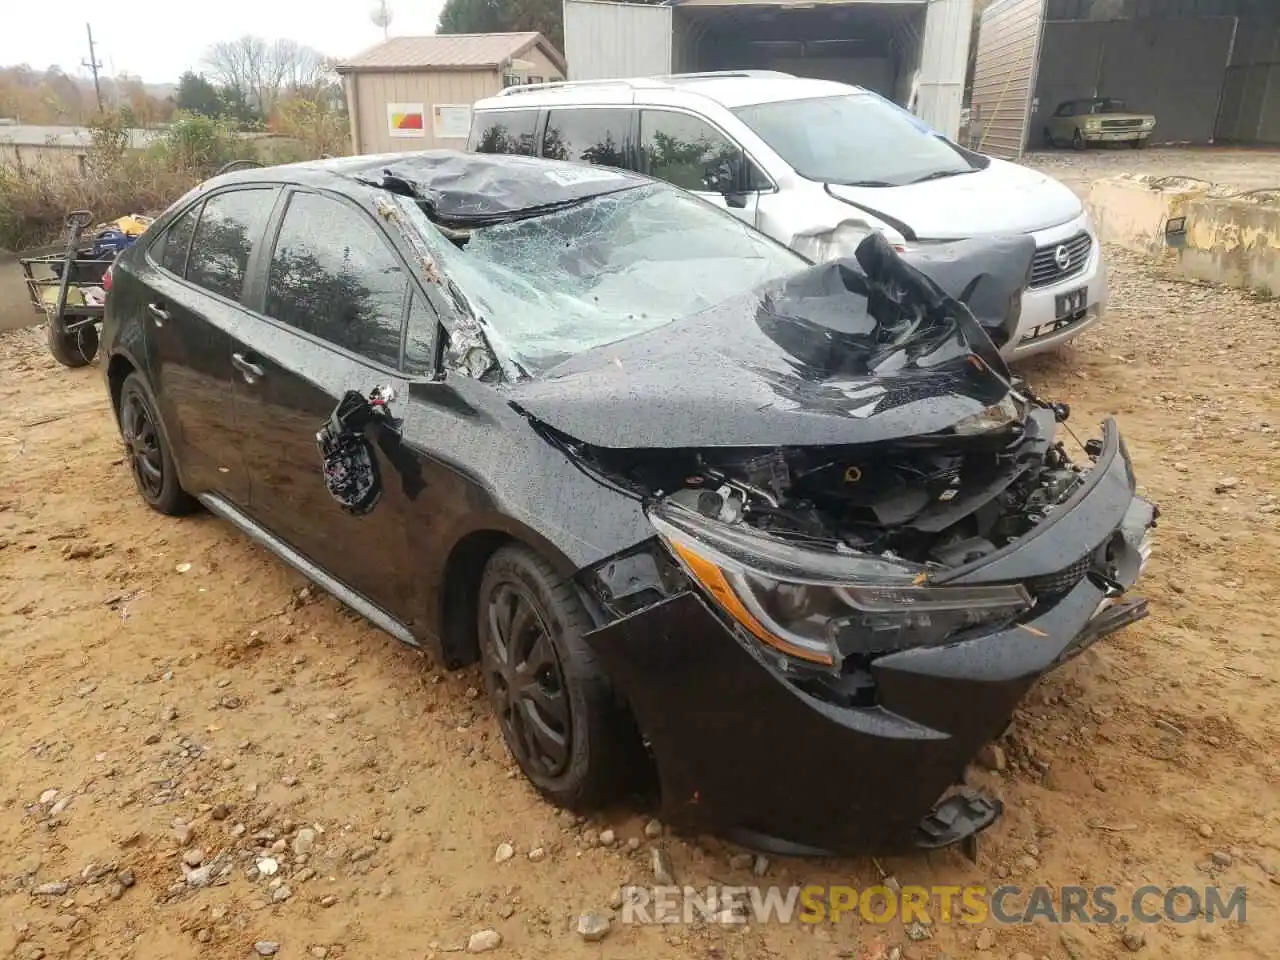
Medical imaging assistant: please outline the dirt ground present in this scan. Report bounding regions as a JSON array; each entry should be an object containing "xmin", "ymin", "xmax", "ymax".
[
  {"xmin": 1023, "ymin": 145, "xmax": 1280, "ymax": 194},
  {"xmin": 2, "ymin": 158, "xmax": 1279, "ymax": 960}
]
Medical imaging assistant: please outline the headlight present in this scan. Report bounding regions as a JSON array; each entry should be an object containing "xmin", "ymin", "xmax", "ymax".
[
  {"xmin": 650, "ymin": 504, "xmax": 1032, "ymax": 672},
  {"xmin": 951, "ymin": 394, "xmax": 1024, "ymax": 435},
  {"xmin": 1085, "ymin": 118, "xmax": 1100, "ymax": 130},
  {"xmin": 791, "ymin": 221, "xmax": 904, "ymax": 262}
]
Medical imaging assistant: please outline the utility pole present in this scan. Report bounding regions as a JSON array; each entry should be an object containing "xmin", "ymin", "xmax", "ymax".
[{"xmin": 83, "ymin": 24, "xmax": 103, "ymax": 112}]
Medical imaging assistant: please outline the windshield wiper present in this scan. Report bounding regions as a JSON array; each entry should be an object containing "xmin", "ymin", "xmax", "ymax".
[{"xmin": 908, "ymin": 169, "xmax": 978, "ymax": 185}]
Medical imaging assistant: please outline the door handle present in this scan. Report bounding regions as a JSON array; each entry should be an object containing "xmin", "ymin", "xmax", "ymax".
[
  {"xmin": 231, "ymin": 352, "xmax": 265, "ymax": 382},
  {"xmin": 147, "ymin": 302, "xmax": 170, "ymax": 326}
]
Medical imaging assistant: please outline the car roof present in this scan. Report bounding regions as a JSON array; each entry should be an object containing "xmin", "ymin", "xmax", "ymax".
[
  {"xmin": 474, "ymin": 72, "xmax": 859, "ymax": 112},
  {"xmin": 205, "ymin": 150, "xmax": 652, "ymax": 224}
]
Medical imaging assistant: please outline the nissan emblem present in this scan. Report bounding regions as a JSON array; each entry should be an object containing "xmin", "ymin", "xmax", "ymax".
[{"xmin": 1054, "ymin": 244, "xmax": 1071, "ymax": 270}]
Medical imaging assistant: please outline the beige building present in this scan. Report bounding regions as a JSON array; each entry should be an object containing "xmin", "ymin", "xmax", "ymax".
[{"xmin": 337, "ymin": 33, "xmax": 567, "ymax": 155}]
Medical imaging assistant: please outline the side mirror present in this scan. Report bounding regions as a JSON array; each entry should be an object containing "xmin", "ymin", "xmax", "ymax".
[
  {"xmin": 702, "ymin": 155, "xmax": 739, "ymax": 194},
  {"xmin": 724, "ymin": 193, "xmax": 749, "ymax": 210}
]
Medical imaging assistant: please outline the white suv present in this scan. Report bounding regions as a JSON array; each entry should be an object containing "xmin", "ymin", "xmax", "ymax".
[{"xmin": 469, "ymin": 72, "xmax": 1106, "ymax": 359}]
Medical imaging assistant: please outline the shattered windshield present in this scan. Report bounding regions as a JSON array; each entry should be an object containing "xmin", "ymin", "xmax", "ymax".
[
  {"xmin": 398, "ymin": 184, "xmax": 805, "ymax": 378},
  {"xmin": 734, "ymin": 94, "xmax": 979, "ymax": 187}
]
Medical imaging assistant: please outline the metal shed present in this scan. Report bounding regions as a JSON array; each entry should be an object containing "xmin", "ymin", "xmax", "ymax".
[
  {"xmin": 563, "ymin": 0, "xmax": 975, "ymax": 140},
  {"xmin": 970, "ymin": 0, "xmax": 1280, "ymax": 159},
  {"xmin": 337, "ymin": 33, "xmax": 567, "ymax": 155}
]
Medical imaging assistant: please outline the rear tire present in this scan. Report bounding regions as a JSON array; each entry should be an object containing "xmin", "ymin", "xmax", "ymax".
[
  {"xmin": 477, "ymin": 543, "xmax": 644, "ymax": 809},
  {"xmin": 46, "ymin": 317, "xmax": 99, "ymax": 368},
  {"xmin": 118, "ymin": 372, "xmax": 194, "ymax": 516}
]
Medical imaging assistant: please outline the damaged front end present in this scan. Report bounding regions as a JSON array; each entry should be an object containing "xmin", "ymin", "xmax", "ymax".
[{"xmin": 525, "ymin": 236, "xmax": 1157, "ymax": 856}]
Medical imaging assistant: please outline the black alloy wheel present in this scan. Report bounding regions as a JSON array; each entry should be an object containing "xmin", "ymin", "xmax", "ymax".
[
  {"xmin": 118, "ymin": 372, "xmax": 193, "ymax": 516},
  {"xmin": 484, "ymin": 578, "xmax": 573, "ymax": 777},
  {"xmin": 477, "ymin": 544, "xmax": 648, "ymax": 808}
]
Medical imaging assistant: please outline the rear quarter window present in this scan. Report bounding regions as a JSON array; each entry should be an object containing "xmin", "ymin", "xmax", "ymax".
[
  {"xmin": 185, "ymin": 188, "xmax": 277, "ymax": 302},
  {"xmin": 156, "ymin": 205, "xmax": 200, "ymax": 276},
  {"xmin": 469, "ymin": 110, "xmax": 539, "ymax": 155}
]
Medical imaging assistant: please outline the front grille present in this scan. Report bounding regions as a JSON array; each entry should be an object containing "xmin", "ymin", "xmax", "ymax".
[
  {"xmin": 1030, "ymin": 231, "xmax": 1092, "ymax": 288},
  {"xmin": 1025, "ymin": 556, "xmax": 1091, "ymax": 601},
  {"xmin": 1101, "ymin": 118, "xmax": 1143, "ymax": 129}
]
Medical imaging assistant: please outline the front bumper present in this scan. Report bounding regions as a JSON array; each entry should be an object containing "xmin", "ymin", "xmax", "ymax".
[
  {"xmin": 584, "ymin": 419, "xmax": 1154, "ymax": 855},
  {"xmin": 1004, "ymin": 217, "xmax": 1109, "ymax": 361},
  {"xmin": 1084, "ymin": 129, "xmax": 1151, "ymax": 142}
]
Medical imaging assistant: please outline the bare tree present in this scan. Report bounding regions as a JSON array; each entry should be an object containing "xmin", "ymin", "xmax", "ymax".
[{"xmin": 203, "ymin": 34, "xmax": 330, "ymax": 117}]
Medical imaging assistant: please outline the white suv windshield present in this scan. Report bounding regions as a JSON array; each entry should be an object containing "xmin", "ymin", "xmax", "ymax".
[
  {"xmin": 734, "ymin": 94, "xmax": 979, "ymax": 187},
  {"xmin": 399, "ymin": 184, "xmax": 804, "ymax": 378}
]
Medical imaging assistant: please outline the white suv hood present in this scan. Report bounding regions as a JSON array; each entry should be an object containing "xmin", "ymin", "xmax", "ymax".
[{"xmin": 826, "ymin": 158, "xmax": 1083, "ymax": 240}]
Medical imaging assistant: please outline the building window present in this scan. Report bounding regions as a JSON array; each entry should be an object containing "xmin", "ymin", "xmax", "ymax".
[
  {"xmin": 502, "ymin": 73, "xmax": 521, "ymax": 88},
  {"xmin": 527, "ymin": 75, "xmax": 544, "ymax": 85}
]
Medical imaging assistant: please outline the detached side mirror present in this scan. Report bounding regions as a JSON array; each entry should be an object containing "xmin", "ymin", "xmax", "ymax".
[{"xmin": 724, "ymin": 192, "xmax": 749, "ymax": 210}]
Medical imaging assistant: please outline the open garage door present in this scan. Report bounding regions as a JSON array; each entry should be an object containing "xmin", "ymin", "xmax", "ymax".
[
  {"xmin": 1033, "ymin": 16, "xmax": 1235, "ymax": 147},
  {"xmin": 970, "ymin": 0, "xmax": 1045, "ymax": 159}
]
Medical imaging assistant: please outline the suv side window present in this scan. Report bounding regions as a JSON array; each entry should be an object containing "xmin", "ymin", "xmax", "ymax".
[
  {"xmin": 158, "ymin": 204, "xmax": 200, "ymax": 276},
  {"xmin": 469, "ymin": 109, "xmax": 539, "ymax": 155},
  {"xmin": 542, "ymin": 108, "xmax": 632, "ymax": 168},
  {"xmin": 639, "ymin": 110, "xmax": 760, "ymax": 193},
  {"xmin": 186, "ymin": 188, "xmax": 276, "ymax": 302},
  {"xmin": 265, "ymin": 191, "xmax": 408, "ymax": 369}
]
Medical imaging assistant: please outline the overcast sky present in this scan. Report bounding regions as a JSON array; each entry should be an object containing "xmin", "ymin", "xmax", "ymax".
[{"xmin": 3, "ymin": 0, "xmax": 449, "ymax": 83}]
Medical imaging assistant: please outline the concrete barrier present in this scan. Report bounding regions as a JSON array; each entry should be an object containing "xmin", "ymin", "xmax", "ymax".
[
  {"xmin": 1086, "ymin": 174, "xmax": 1212, "ymax": 258},
  {"xmin": 1174, "ymin": 195, "xmax": 1280, "ymax": 296},
  {"xmin": 1087, "ymin": 173, "xmax": 1280, "ymax": 296}
]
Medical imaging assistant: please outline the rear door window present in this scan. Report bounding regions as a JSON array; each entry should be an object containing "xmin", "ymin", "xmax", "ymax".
[
  {"xmin": 264, "ymin": 191, "xmax": 409, "ymax": 369},
  {"xmin": 158, "ymin": 205, "xmax": 200, "ymax": 276},
  {"xmin": 469, "ymin": 110, "xmax": 539, "ymax": 155},
  {"xmin": 186, "ymin": 188, "xmax": 276, "ymax": 302},
  {"xmin": 639, "ymin": 110, "xmax": 751, "ymax": 192},
  {"xmin": 542, "ymin": 108, "xmax": 632, "ymax": 168}
]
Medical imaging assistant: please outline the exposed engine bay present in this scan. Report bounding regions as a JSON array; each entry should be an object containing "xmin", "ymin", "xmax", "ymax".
[{"xmin": 563, "ymin": 402, "xmax": 1087, "ymax": 576}]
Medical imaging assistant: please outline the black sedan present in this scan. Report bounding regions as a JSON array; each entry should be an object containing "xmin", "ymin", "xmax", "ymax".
[{"xmin": 101, "ymin": 151, "xmax": 1155, "ymax": 855}]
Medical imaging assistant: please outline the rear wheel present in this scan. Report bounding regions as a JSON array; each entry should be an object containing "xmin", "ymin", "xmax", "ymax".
[
  {"xmin": 118, "ymin": 372, "xmax": 193, "ymax": 516},
  {"xmin": 477, "ymin": 543, "xmax": 643, "ymax": 809},
  {"xmin": 46, "ymin": 317, "xmax": 99, "ymax": 368},
  {"xmin": 1072, "ymin": 129, "xmax": 1087, "ymax": 151}
]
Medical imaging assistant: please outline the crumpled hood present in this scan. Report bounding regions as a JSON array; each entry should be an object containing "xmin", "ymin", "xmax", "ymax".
[
  {"xmin": 828, "ymin": 158, "xmax": 1083, "ymax": 240},
  {"xmin": 507, "ymin": 234, "xmax": 1019, "ymax": 450}
]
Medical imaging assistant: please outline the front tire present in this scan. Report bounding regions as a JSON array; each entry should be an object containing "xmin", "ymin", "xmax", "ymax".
[
  {"xmin": 1043, "ymin": 126, "xmax": 1056, "ymax": 148},
  {"xmin": 1132, "ymin": 137, "xmax": 1147, "ymax": 149},
  {"xmin": 1072, "ymin": 129, "xmax": 1087, "ymax": 151},
  {"xmin": 118, "ymin": 372, "xmax": 193, "ymax": 516},
  {"xmin": 477, "ymin": 543, "xmax": 643, "ymax": 809}
]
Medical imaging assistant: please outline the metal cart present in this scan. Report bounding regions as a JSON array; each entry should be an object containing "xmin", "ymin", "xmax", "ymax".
[{"xmin": 19, "ymin": 210, "xmax": 115, "ymax": 368}]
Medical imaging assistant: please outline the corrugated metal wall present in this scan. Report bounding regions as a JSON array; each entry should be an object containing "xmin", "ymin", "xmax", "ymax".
[
  {"xmin": 1216, "ymin": 18, "xmax": 1280, "ymax": 143},
  {"xmin": 564, "ymin": 0, "xmax": 672, "ymax": 79},
  {"xmin": 970, "ymin": 0, "xmax": 1045, "ymax": 158},
  {"xmin": 916, "ymin": 0, "xmax": 973, "ymax": 139}
]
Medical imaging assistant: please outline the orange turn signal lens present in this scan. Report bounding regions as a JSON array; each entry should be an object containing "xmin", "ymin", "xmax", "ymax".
[{"xmin": 669, "ymin": 540, "xmax": 836, "ymax": 667}]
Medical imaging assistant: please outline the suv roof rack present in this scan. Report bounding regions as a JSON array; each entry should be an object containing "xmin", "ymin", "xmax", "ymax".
[{"xmin": 494, "ymin": 70, "xmax": 796, "ymax": 97}]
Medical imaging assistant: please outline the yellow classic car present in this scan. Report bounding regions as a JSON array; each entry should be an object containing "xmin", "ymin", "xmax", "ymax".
[{"xmin": 1044, "ymin": 98, "xmax": 1156, "ymax": 150}]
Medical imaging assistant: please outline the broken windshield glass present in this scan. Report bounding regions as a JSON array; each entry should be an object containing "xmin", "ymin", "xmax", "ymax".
[{"xmin": 397, "ymin": 184, "xmax": 805, "ymax": 378}]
